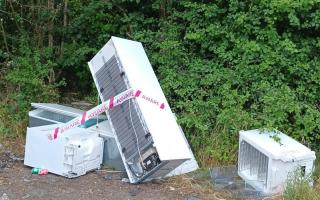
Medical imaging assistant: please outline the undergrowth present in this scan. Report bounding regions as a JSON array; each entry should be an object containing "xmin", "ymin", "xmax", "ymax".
[
  {"xmin": 283, "ymin": 175, "xmax": 320, "ymax": 200},
  {"xmin": 1, "ymin": 1, "xmax": 320, "ymax": 167}
]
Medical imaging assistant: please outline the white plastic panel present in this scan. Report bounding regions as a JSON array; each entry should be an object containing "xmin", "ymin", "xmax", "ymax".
[
  {"xmin": 24, "ymin": 125, "xmax": 103, "ymax": 178},
  {"xmin": 24, "ymin": 125, "xmax": 66, "ymax": 175},
  {"xmin": 166, "ymin": 126, "xmax": 199, "ymax": 176},
  {"xmin": 31, "ymin": 103, "xmax": 83, "ymax": 117}
]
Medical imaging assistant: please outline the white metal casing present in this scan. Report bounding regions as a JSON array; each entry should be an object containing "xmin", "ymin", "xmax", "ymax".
[
  {"xmin": 88, "ymin": 118, "xmax": 198, "ymax": 175},
  {"xmin": 24, "ymin": 125, "xmax": 103, "ymax": 178},
  {"xmin": 166, "ymin": 125, "xmax": 199, "ymax": 177},
  {"xmin": 238, "ymin": 129, "xmax": 316, "ymax": 194},
  {"xmin": 88, "ymin": 37, "xmax": 195, "ymax": 182},
  {"xmin": 31, "ymin": 103, "xmax": 84, "ymax": 117}
]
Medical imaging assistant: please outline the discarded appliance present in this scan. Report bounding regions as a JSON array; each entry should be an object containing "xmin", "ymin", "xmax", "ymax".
[
  {"xmin": 29, "ymin": 103, "xmax": 83, "ymax": 127},
  {"xmin": 88, "ymin": 36, "xmax": 197, "ymax": 183},
  {"xmin": 24, "ymin": 36, "xmax": 198, "ymax": 180},
  {"xmin": 24, "ymin": 125, "xmax": 103, "ymax": 178},
  {"xmin": 87, "ymin": 120, "xmax": 125, "ymax": 171},
  {"xmin": 166, "ymin": 125, "xmax": 198, "ymax": 177},
  {"xmin": 238, "ymin": 129, "xmax": 316, "ymax": 194},
  {"xmin": 26, "ymin": 104, "xmax": 125, "ymax": 172}
]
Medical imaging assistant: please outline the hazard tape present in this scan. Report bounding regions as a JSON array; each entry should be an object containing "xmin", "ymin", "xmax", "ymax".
[{"xmin": 49, "ymin": 88, "xmax": 165, "ymax": 140}]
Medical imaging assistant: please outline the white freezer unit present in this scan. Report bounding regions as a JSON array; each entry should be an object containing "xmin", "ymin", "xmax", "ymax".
[
  {"xmin": 88, "ymin": 36, "xmax": 194, "ymax": 183},
  {"xmin": 238, "ymin": 129, "xmax": 316, "ymax": 194},
  {"xmin": 28, "ymin": 103, "xmax": 123, "ymax": 170},
  {"xmin": 24, "ymin": 125, "xmax": 103, "ymax": 178},
  {"xmin": 29, "ymin": 103, "xmax": 83, "ymax": 127}
]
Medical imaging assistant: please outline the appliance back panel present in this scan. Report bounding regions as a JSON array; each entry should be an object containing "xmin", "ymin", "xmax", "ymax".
[{"xmin": 95, "ymin": 55, "xmax": 151, "ymax": 160}]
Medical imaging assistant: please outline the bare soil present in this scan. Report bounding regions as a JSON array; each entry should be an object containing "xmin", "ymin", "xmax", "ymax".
[
  {"xmin": 0, "ymin": 143, "xmax": 217, "ymax": 200},
  {"xmin": 0, "ymin": 139, "xmax": 283, "ymax": 200}
]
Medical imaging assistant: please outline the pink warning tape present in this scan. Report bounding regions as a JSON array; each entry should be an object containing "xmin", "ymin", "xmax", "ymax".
[
  {"xmin": 109, "ymin": 96, "xmax": 114, "ymax": 109},
  {"xmin": 135, "ymin": 90, "xmax": 141, "ymax": 97},
  {"xmin": 53, "ymin": 127, "xmax": 59, "ymax": 139},
  {"xmin": 50, "ymin": 88, "xmax": 165, "ymax": 140},
  {"xmin": 160, "ymin": 103, "xmax": 165, "ymax": 109},
  {"xmin": 80, "ymin": 112, "xmax": 86, "ymax": 124}
]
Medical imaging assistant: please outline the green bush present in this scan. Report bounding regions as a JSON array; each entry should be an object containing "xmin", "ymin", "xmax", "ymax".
[
  {"xmin": 0, "ymin": 37, "xmax": 64, "ymax": 138},
  {"xmin": 1, "ymin": 1, "xmax": 320, "ymax": 165},
  {"xmin": 132, "ymin": 1, "xmax": 320, "ymax": 165}
]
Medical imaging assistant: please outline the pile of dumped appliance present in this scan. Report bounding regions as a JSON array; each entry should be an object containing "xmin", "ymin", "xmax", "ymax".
[
  {"xmin": 24, "ymin": 37, "xmax": 199, "ymax": 183},
  {"xmin": 24, "ymin": 37, "xmax": 316, "ymax": 196}
]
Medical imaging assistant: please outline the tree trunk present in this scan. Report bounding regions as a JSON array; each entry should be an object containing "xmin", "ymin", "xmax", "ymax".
[
  {"xmin": 8, "ymin": 0, "xmax": 21, "ymax": 32},
  {"xmin": 47, "ymin": 0, "xmax": 54, "ymax": 48},
  {"xmin": 160, "ymin": 0, "xmax": 166, "ymax": 18},
  {"xmin": 60, "ymin": 0, "xmax": 68, "ymax": 57},
  {"xmin": 0, "ymin": 18, "xmax": 10, "ymax": 57},
  {"xmin": 36, "ymin": 0, "xmax": 43, "ymax": 48}
]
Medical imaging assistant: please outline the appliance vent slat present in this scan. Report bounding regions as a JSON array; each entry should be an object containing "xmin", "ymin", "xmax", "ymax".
[
  {"xmin": 239, "ymin": 140, "xmax": 268, "ymax": 188},
  {"xmin": 94, "ymin": 55, "xmax": 150, "ymax": 160}
]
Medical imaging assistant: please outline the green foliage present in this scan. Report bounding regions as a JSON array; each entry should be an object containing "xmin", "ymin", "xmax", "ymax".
[
  {"xmin": 6, "ymin": 43, "xmax": 63, "ymax": 105},
  {"xmin": 1, "ymin": 1, "xmax": 320, "ymax": 166},
  {"xmin": 131, "ymin": 0, "xmax": 320, "ymax": 165},
  {"xmin": 0, "ymin": 36, "xmax": 64, "ymax": 138}
]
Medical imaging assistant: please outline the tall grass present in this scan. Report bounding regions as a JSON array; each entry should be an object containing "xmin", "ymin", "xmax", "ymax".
[{"xmin": 283, "ymin": 169, "xmax": 320, "ymax": 200}]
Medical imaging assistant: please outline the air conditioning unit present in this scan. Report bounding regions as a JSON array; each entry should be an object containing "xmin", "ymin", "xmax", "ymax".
[
  {"xmin": 88, "ymin": 37, "xmax": 196, "ymax": 183},
  {"xmin": 238, "ymin": 129, "xmax": 316, "ymax": 194},
  {"xmin": 24, "ymin": 125, "xmax": 103, "ymax": 178}
]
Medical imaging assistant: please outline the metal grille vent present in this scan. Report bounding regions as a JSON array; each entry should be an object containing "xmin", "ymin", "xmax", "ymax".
[
  {"xmin": 239, "ymin": 140, "xmax": 269, "ymax": 188},
  {"xmin": 95, "ymin": 55, "xmax": 151, "ymax": 160}
]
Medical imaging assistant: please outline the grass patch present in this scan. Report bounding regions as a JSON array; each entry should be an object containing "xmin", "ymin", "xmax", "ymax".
[{"xmin": 283, "ymin": 171, "xmax": 320, "ymax": 200}]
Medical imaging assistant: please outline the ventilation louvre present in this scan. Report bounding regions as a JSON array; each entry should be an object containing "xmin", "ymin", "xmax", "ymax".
[
  {"xmin": 239, "ymin": 140, "xmax": 268, "ymax": 188},
  {"xmin": 95, "ymin": 55, "xmax": 151, "ymax": 161}
]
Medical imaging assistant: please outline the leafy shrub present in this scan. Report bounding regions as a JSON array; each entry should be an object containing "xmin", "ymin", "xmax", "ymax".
[
  {"xmin": 1, "ymin": 1, "xmax": 320, "ymax": 166},
  {"xmin": 131, "ymin": 1, "xmax": 320, "ymax": 165},
  {"xmin": 0, "ymin": 37, "xmax": 64, "ymax": 138}
]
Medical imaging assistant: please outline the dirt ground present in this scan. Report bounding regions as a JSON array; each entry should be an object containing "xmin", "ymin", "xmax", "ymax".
[
  {"xmin": 0, "ymin": 140, "xmax": 283, "ymax": 200},
  {"xmin": 0, "ymin": 163, "xmax": 213, "ymax": 200},
  {"xmin": 0, "ymin": 143, "xmax": 218, "ymax": 200}
]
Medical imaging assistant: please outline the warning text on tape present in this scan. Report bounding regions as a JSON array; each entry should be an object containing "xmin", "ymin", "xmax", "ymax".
[{"xmin": 49, "ymin": 88, "xmax": 165, "ymax": 140}]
